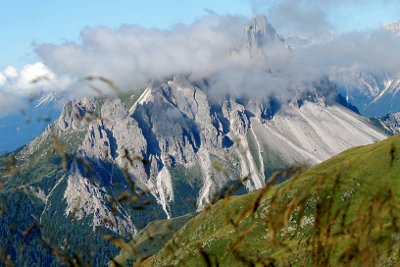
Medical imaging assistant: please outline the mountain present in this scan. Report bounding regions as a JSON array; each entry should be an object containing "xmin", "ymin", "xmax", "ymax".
[
  {"xmin": 285, "ymin": 33, "xmax": 333, "ymax": 50},
  {"xmin": 0, "ymin": 15, "xmax": 389, "ymax": 266},
  {"xmin": 286, "ymin": 27, "xmax": 400, "ymax": 117},
  {"xmin": 0, "ymin": 92, "xmax": 61, "ymax": 155},
  {"xmin": 372, "ymin": 112, "xmax": 400, "ymax": 135},
  {"xmin": 332, "ymin": 21, "xmax": 400, "ymax": 117},
  {"xmin": 137, "ymin": 133, "xmax": 400, "ymax": 266},
  {"xmin": 111, "ymin": 212, "xmax": 196, "ymax": 266},
  {"xmin": 333, "ymin": 71, "xmax": 400, "ymax": 117},
  {"xmin": 243, "ymin": 15, "xmax": 285, "ymax": 49}
]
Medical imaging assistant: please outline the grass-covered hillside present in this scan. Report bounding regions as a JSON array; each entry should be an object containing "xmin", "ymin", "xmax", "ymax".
[
  {"xmin": 109, "ymin": 213, "xmax": 196, "ymax": 266},
  {"xmin": 124, "ymin": 134, "xmax": 400, "ymax": 266}
]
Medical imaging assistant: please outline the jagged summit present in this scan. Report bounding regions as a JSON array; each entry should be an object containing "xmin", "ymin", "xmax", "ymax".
[{"xmin": 243, "ymin": 14, "xmax": 285, "ymax": 49}]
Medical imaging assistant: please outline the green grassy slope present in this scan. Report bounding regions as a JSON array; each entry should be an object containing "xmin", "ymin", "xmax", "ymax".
[
  {"xmin": 139, "ymin": 134, "xmax": 400, "ymax": 266},
  {"xmin": 109, "ymin": 213, "xmax": 197, "ymax": 266}
]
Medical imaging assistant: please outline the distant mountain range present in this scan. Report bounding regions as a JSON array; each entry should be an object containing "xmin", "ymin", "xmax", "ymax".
[
  {"xmin": 0, "ymin": 92, "xmax": 61, "ymax": 155},
  {"xmin": 287, "ymin": 22, "xmax": 400, "ymax": 117}
]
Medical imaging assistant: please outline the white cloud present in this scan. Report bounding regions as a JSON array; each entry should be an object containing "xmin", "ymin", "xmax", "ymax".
[
  {"xmin": 0, "ymin": 73, "xmax": 5, "ymax": 86},
  {"xmin": 3, "ymin": 66, "xmax": 18, "ymax": 78},
  {"xmin": 36, "ymin": 14, "xmax": 247, "ymax": 92},
  {"xmin": 14, "ymin": 62, "xmax": 56, "ymax": 93},
  {"xmin": 35, "ymin": 13, "xmax": 400, "ymax": 97},
  {"xmin": 25, "ymin": 14, "xmax": 396, "ymax": 103},
  {"xmin": 0, "ymin": 62, "xmax": 71, "ymax": 96},
  {"xmin": 0, "ymin": 62, "xmax": 72, "ymax": 116}
]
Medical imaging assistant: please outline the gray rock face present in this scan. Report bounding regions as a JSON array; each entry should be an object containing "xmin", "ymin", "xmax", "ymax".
[
  {"xmin": 378, "ymin": 112, "xmax": 400, "ymax": 134},
  {"xmin": 19, "ymin": 97, "xmax": 96, "ymax": 159},
  {"xmin": 56, "ymin": 97, "xmax": 97, "ymax": 132},
  {"xmin": 244, "ymin": 15, "xmax": 285, "ymax": 49},
  {"xmin": 64, "ymin": 160, "xmax": 135, "ymax": 236},
  {"xmin": 130, "ymin": 76, "xmax": 243, "ymax": 211},
  {"xmin": 30, "ymin": 74, "xmax": 385, "ymax": 232}
]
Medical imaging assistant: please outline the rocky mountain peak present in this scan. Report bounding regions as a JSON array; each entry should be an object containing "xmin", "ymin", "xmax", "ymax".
[
  {"xmin": 56, "ymin": 97, "xmax": 97, "ymax": 131},
  {"xmin": 243, "ymin": 14, "xmax": 285, "ymax": 49}
]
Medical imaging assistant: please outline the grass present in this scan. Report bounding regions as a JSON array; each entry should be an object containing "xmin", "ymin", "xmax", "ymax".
[
  {"xmin": 109, "ymin": 213, "xmax": 197, "ymax": 266},
  {"xmin": 136, "ymin": 134, "xmax": 400, "ymax": 266}
]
